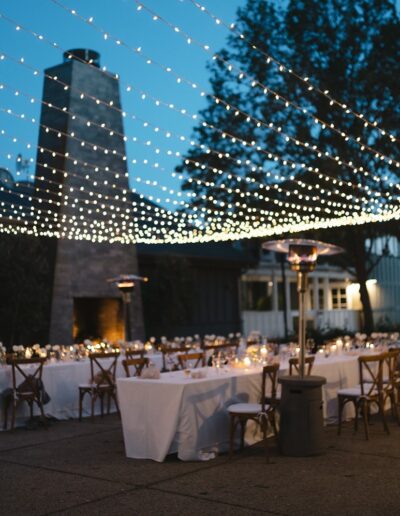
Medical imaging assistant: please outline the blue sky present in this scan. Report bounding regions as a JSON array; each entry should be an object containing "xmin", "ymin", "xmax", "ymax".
[{"xmin": 0, "ymin": 0, "xmax": 246, "ymax": 207}]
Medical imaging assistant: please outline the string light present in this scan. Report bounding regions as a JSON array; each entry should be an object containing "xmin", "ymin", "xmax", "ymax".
[
  {"xmin": 0, "ymin": 7, "xmax": 398, "ymax": 244},
  {"xmin": 1, "ymin": 58, "xmax": 395, "ymax": 208},
  {"xmin": 3, "ymin": 97, "xmax": 391, "ymax": 221}
]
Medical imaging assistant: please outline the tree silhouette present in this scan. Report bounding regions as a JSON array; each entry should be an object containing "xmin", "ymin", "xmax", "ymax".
[{"xmin": 177, "ymin": 0, "xmax": 400, "ymax": 332}]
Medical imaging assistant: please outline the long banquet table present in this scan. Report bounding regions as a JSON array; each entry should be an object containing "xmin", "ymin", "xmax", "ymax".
[
  {"xmin": 0, "ymin": 352, "xmax": 164, "ymax": 429},
  {"xmin": 117, "ymin": 352, "xmax": 366, "ymax": 462}
]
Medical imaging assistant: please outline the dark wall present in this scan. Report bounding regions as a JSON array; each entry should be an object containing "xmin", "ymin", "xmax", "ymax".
[{"xmin": 138, "ymin": 245, "xmax": 248, "ymax": 339}]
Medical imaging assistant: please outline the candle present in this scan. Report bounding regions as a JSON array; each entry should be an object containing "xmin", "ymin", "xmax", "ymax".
[
  {"xmin": 260, "ymin": 346, "xmax": 267, "ymax": 357},
  {"xmin": 243, "ymin": 357, "xmax": 251, "ymax": 368}
]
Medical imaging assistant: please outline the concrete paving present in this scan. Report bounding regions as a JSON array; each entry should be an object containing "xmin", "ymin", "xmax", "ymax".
[{"xmin": 0, "ymin": 414, "xmax": 399, "ymax": 515}]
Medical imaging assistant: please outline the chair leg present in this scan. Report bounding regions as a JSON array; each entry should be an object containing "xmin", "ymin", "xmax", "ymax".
[
  {"xmin": 354, "ymin": 401, "xmax": 359, "ymax": 434},
  {"xmin": 91, "ymin": 392, "xmax": 96, "ymax": 422},
  {"xmin": 229, "ymin": 415, "xmax": 236, "ymax": 458},
  {"xmin": 378, "ymin": 396, "xmax": 390, "ymax": 435},
  {"xmin": 29, "ymin": 401, "xmax": 33, "ymax": 420},
  {"xmin": 269, "ymin": 411, "xmax": 278, "ymax": 438},
  {"xmin": 100, "ymin": 393, "xmax": 104, "ymax": 418},
  {"xmin": 361, "ymin": 400, "xmax": 369, "ymax": 440},
  {"xmin": 240, "ymin": 419, "xmax": 246, "ymax": 450},
  {"xmin": 79, "ymin": 390, "xmax": 84, "ymax": 421},
  {"xmin": 262, "ymin": 418, "xmax": 269, "ymax": 464},
  {"xmin": 37, "ymin": 400, "xmax": 46, "ymax": 427},
  {"xmin": 3, "ymin": 397, "xmax": 9, "ymax": 430},
  {"xmin": 337, "ymin": 396, "xmax": 343, "ymax": 435},
  {"xmin": 10, "ymin": 400, "xmax": 17, "ymax": 430},
  {"xmin": 107, "ymin": 391, "xmax": 111, "ymax": 415},
  {"xmin": 389, "ymin": 391, "xmax": 400, "ymax": 425}
]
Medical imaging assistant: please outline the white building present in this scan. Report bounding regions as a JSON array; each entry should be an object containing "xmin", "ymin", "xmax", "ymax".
[{"xmin": 241, "ymin": 237, "xmax": 400, "ymax": 338}]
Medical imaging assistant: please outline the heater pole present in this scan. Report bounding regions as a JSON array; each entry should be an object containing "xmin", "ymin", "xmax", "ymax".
[
  {"xmin": 297, "ymin": 271, "xmax": 307, "ymax": 379},
  {"xmin": 123, "ymin": 291, "xmax": 132, "ymax": 342}
]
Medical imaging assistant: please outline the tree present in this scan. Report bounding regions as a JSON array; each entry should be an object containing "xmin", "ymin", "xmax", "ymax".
[{"xmin": 177, "ymin": 0, "xmax": 400, "ymax": 332}]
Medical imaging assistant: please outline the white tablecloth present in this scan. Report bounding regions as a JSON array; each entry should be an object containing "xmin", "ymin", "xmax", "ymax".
[
  {"xmin": 118, "ymin": 353, "xmax": 367, "ymax": 462},
  {"xmin": 0, "ymin": 352, "xmax": 164, "ymax": 428},
  {"xmin": 118, "ymin": 367, "xmax": 261, "ymax": 462}
]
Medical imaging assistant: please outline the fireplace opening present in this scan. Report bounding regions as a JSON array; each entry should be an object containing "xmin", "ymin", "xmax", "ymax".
[{"xmin": 73, "ymin": 297, "xmax": 124, "ymax": 342}]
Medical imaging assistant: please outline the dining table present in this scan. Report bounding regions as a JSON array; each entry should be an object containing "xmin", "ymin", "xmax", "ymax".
[
  {"xmin": 0, "ymin": 351, "xmax": 165, "ymax": 429},
  {"xmin": 117, "ymin": 351, "xmax": 376, "ymax": 462}
]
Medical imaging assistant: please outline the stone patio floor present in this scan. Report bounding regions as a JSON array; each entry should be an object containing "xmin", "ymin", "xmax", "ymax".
[{"xmin": 0, "ymin": 413, "xmax": 399, "ymax": 515}]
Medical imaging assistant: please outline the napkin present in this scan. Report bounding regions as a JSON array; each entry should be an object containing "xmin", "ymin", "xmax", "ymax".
[
  {"xmin": 191, "ymin": 370, "xmax": 207, "ymax": 379},
  {"xmin": 141, "ymin": 366, "xmax": 161, "ymax": 379}
]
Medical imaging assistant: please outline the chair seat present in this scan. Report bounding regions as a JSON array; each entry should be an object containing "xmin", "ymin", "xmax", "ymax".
[
  {"xmin": 228, "ymin": 403, "xmax": 269, "ymax": 415},
  {"xmin": 79, "ymin": 383, "xmax": 114, "ymax": 390}
]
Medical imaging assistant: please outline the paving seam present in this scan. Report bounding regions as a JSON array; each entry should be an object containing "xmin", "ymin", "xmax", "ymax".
[
  {"xmin": 0, "ymin": 425, "xmax": 121, "ymax": 454},
  {"xmin": 41, "ymin": 485, "xmax": 139, "ymax": 516},
  {"xmin": 0, "ymin": 456, "xmax": 137, "ymax": 488},
  {"xmin": 329, "ymin": 446, "xmax": 400, "ymax": 461},
  {"xmin": 42, "ymin": 483, "xmax": 281, "ymax": 516},
  {"xmin": 147, "ymin": 484, "xmax": 288, "ymax": 515},
  {"xmin": 0, "ymin": 450, "xmax": 237, "ymax": 489}
]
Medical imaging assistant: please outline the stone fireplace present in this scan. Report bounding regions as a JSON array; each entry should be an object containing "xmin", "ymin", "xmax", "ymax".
[
  {"xmin": 35, "ymin": 49, "xmax": 145, "ymax": 344},
  {"xmin": 73, "ymin": 297, "xmax": 124, "ymax": 342}
]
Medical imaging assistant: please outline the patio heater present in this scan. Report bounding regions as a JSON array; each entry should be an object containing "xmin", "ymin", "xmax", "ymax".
[
  {"xmin": 262, "ymin": 239, "xmax": 343, "ymax": 456},
  {"xmin": 262, "ymin": 239, "xmax": 343, "ymax": 377},
  {"xmin": 108, "ymin": 274, "xmax": 148, "ymax": 342}
]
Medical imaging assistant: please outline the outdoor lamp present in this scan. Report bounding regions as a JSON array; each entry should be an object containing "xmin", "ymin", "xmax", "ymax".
[
  {"xmin": 107, "ymin": 274, "xmax": 148, "ymax": 342},
  {"xmin": 262, "ymin": 239, "xmax": 343, "ymax": 378}
]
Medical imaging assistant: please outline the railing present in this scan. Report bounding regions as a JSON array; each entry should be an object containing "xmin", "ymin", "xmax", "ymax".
[{"xmin": 242, "ymin": 309, "xmax": 360, "ymax": 338}]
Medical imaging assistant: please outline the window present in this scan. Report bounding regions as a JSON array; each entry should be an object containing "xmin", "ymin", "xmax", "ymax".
[
  {"xmin": 310, "ymin": 287, "xmax": 324, "ymax": 310},
  {"xmin": 331, "ymin": 287, "xmax": 347, "ymax": 309},
  {"xmin": 318, "ymin": 288, "xmax": 324, "ymax": 310},
  {"xmin": 242, "ymin": 281, "xmax": 272, "ymax": 311}
]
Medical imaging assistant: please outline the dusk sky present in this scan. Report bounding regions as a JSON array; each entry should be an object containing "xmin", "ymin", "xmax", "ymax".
[{"xmin": 0, "ymin": 0, "xmax": 247, "ymax": 206}]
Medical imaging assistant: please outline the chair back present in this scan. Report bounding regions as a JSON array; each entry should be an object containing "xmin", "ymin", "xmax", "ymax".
[
  {"xmin": 177, "ymin": 351, "xmax": 205, "ymax": 369},
  {"xmin": 387, "ymin": 348, "xmax": 400, "ymax": 378},
  {"xmin": 359, "ymin": 354, "xmax": 384, "ymax": 397},
  {"xmin": 160, "ymin": 344, "xmax": 192, "ymax": 371},
  {"xmin": 202, "ymin": 342, "xmax": 239, "ymax": 352},
  {"xmin": 289, "ymin": 355, "xmax": 315, "ymax": 376},
  {"xmin": 122, "ymin": 357, "xmax": 149, "ymax": 378},
  {"xmin": 383, "ymin": 349, "xmax": 400, "ymax": 391},
  {"xmin": 261, "ymin": 363, "xmax": 279, "ymax": 412},
  {"xmin": 89, "ymin": 352, "xmax": 120, "ymax": 387},
  {"xmin": 125, "ymin": 348, "xmax": 146, "ymax": 359},
  {"xmin": 8, "ymin": 357, "xmax": 46, "ymax": 395}
]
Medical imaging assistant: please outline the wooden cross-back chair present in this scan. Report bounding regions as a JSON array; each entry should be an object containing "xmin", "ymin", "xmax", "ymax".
[
  {"xmin": 227, "ymin": 363, "xmax": 279, "ymax": 462},
  {"xmin": 4, "ymin": 357, "xmax": 47, "ymax": 430},
  {"xmin": 160, "ymin": 345, "xmax": 192, "ymax": 371},
  {"xmin": 78, "ymin": 352, "xmax": 120, "ymax": 421},
  {"xmin": 337, "ymin": 354, "xmax": 389, "ymax": 439},
  {"xmin": 289, "ymin": 355, "xmax": 315, "ymax": 376},
  {"xmin": 177, "ymin": 351, "xmax": 205, "ymax": 370},
  {"xmin": 122, "ymin": 357, "xmax": 149, "ymax": 378},
  {"xmin": 382, "ymin": 349, "xmax": 400, "ymax": 424},
  {"xmin": 202, "ymin": 341, "xmax": 239, "ymax": 353}
]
